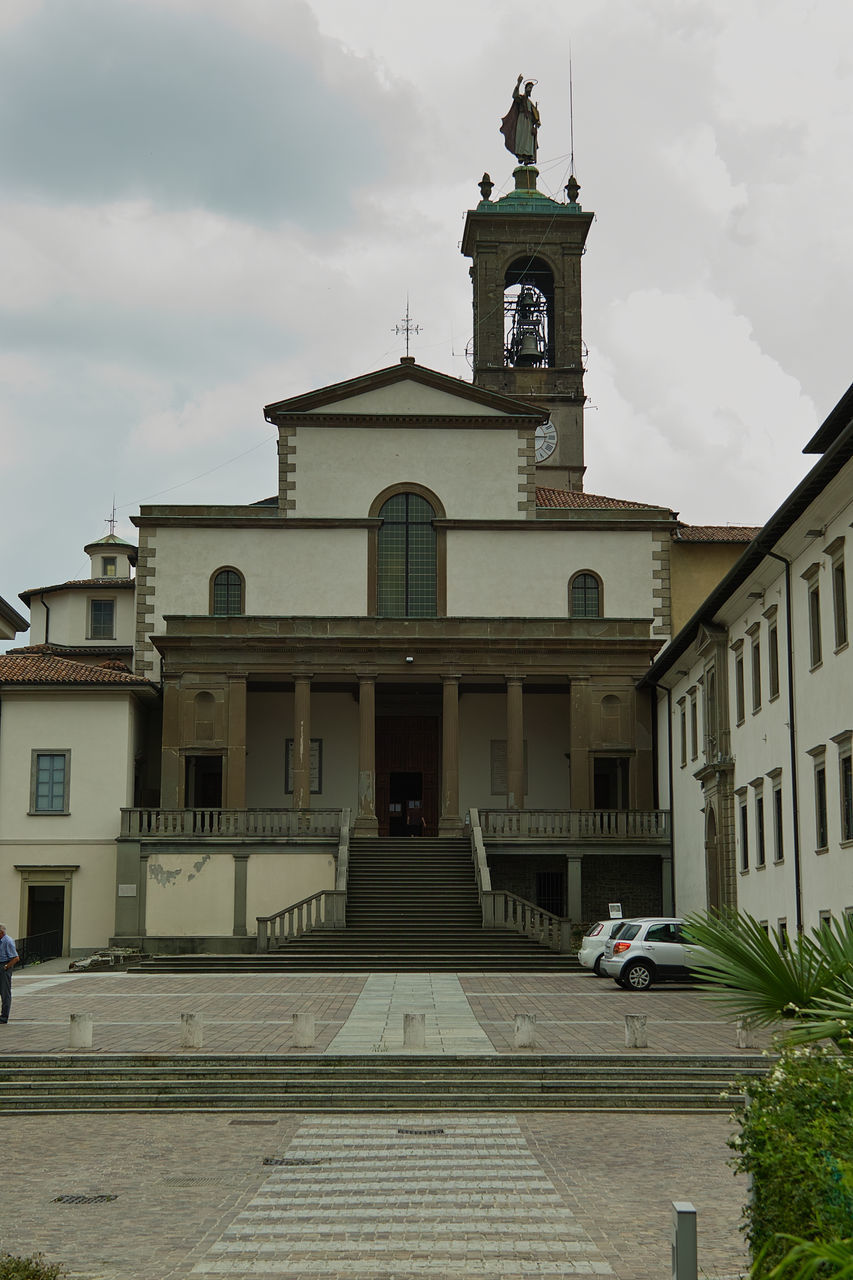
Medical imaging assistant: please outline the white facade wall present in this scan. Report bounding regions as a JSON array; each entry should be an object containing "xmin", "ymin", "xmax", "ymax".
[
  {"xmin": 246, "ymin": 852, "xmax": 335, "ymax": 933},
  {"xmin": 661, "ymin": 663, "xmax": 711, "ymax": 915},
  {"xmin": 28, "ymin": 589, "xmax": 135, "ymax": 647},
  {"xmin": 292, "ymin": 426, "xmax": 523, "ymax": 520},
  {"xmin": 0, "ymin": 690, "xmax": 140, "ymax": 950},
  {"xmin": 145, "ymin": 851, "xmax": 233, "ymax": 937},
  {"xmin": 448, "ymin": 529, "xmax": 657, "ymax": 618}
]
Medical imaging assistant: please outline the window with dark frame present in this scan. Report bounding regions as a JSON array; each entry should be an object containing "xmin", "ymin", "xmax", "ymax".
[
  {"xmin": 31, "ymin": 751, "xmax": 70, "ymax": 813},
  {"xmin": 809, "ymin": 581, "xmax": 822, "ymax": 667},
  {"xmin": 739, "ymin": 800, "xmax": 749, "ymax": 872},
  {"xmin": 815, "ymin": 762, "xmax": 828, "ymax": 849},
  {"xmin": 689, "ymin": 692, "xmax": 698, "ymax": 760},
  {"xmin": 773, "ymin": 783, "xmax": 784, "ymax": 861},
  {"xmin": 751, "ymin": 638, "xmax": 762, "ymax": 712},
  {"xmin": 212, "ymin": 569, "xmax": 244, "ymax": 617},
  {"xmin": 679, "ymin": 703, "xmax": 687, "ymax": 768},
  {"xmin": 377, "ymin": 493, "xmax": 437, "ymax": 618},
  {"xmin": 755, "ymin": 794, "xmax": 766, "ymax": 867},
  {"xmin": 841, "ymin": 753, "xmax": 853, "ymax": 843},
  {"xmin": 833, "ymin": 558, "xmax": 848, "ymax": 649},
  {"xmin": 90, "ymin": 598, "xmax": 115, "ymax": 639},
  {"xmin": 768, "ymin": 621, "xmax": 780, "ymax": 699},
  {"xmin": 569, "ymin": 572, "xmax": 601, "ymax": 618},
  {"xmin": 734, "ymin": 651, "xmax": 745, "ymax": 723}
]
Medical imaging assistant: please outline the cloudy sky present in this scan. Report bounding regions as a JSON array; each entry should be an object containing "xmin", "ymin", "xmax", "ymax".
[{"xmin": 2, "ymin": 0, "xmax": 853, "ymax": 626}]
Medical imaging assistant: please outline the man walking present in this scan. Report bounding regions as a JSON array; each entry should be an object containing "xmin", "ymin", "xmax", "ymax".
[{"xmin": 0, "ymin": 925, "xmax": 19, "ymax": 1024}]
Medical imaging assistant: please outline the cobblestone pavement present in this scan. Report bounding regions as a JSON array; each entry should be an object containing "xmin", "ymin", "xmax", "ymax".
[
  {"xmin": 1, "ymin": 968, "xmax": 775, "ymax": 1056},
  {"xmin": 0, "ymin": 1111, "xmax": 747, "ymax": 1280}
]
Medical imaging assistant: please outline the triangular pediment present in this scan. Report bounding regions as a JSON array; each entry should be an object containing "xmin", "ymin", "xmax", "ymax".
[{"xmin": 265, "ymin": 362, "xmax": 546, "ymax": 423}]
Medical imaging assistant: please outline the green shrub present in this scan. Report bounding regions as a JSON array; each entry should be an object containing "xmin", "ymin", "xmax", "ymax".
[
  {"xmin": 730, "ymin": 1049, "xmax": 853, "ymax": 1276},
  {"xmin": 0, "ymin": 1255, "xmax": 65, "ymax": 1279}
]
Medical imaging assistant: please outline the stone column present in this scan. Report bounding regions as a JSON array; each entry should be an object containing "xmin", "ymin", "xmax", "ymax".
[
  {"xmin": 292, "ymin": 676, "xmax": 312, "ymax": 810},
  {"xmin": 566, "ymin": 855, "xmax": 583, "ymax": 923},
  {"xmin": 225, "ymin": 676, "xmax": 247, "ymax": 809},
  {"xmin": 506, "ymin": 677, "xmax": 525, "ymax": 810},
  {"xmin": 233, "ymin": 852, "xmax": 249, "ymax": 937},
  {"xmin": 356, "ymin": 676, "xmax": 378, "ymax": 834},
  {"xmin": 569, "ymin": 677, "xmax": 592, "ymax": 809},
  {"xmin": 440, "ymin": 676, "xmax": 461, "ymax": 835},
  {"xmin": 160, "ymin": 675, "xmax": 182, "ymax": 808}
]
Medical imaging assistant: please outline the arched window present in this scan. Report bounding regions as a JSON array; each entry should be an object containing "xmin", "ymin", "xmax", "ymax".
[
  {"xmin": 377, "ymin": 492, "xmax": 437, "ymax": 618},
  {"xmin": 569, "ymin": 571, "xmax": 602, "ymax": 618},
  {"xmin": 210, "ymin": 568, "xmax": 244, "ymax": 617}
]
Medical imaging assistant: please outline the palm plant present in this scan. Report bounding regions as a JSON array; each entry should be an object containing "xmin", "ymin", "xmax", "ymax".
[
  {"xmin": 761, "ymin": 1237, "xmax": 853, "ymax": 1279},
  {"xmin": 684, "ymin": 909, "xmax": 853, "ymax": 1050}
]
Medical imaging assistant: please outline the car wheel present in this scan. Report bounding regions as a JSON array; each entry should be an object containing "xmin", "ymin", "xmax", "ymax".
[
  {"xmin": 593, "ymin": 954, "xmax": 603, "ymax": 977},
  {"xmin": 624, "ymin": 962, "xmax": 654, "ymax": 991}
]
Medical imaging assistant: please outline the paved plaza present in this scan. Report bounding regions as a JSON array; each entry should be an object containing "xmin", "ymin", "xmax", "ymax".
[{"xmin": 0, "ymin": 964, "xmax": 758, "ymax": 1279}]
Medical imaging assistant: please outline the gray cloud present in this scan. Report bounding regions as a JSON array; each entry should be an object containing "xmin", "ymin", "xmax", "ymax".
[{"xmin": 0, "ymin": 0, "xmax": 405, "ymax": 227}]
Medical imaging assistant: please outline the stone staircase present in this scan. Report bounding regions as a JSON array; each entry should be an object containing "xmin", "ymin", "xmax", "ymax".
[
  {"xmin": 0, "ymin": 1053, "xmax": 767, "ymax": 1113},
  {"xmin": 135, "ymin": 837, "xmax": 580, "ymax": 973}
]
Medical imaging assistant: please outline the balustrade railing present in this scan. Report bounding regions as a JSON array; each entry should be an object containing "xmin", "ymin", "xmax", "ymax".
[
  {"xmin": 256, "ymin": 808, "xmax": 351, "ymax": 952},
  {"xmin": 468, "ymin": 808, "xmax": 570, "ymax": 952},
  {"xmin": 121, "ymin": 808, "xmax": 343, "ymax": 838},
  {"xmin": 256, "ymin": 890, "xmax": 346, "ymax": 952},
  {"xmin": 479, "ymin": 809, "xmax": 670, "ymax": 840}
]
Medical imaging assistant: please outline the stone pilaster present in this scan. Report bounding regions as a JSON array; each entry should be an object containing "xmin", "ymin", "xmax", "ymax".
[
  {"xmin": 133, "ymin": 528, "xmax": 157, "ymax": 676},
  {"xmin": 355, "ymin": 676, "xmax": 378, "ymax": 834},
  {"xmin": 292, "ymin": 676, "xmax": 312, "ymax": 810},
  {"xmin": 440, "ymin": 676, "xmax": 461, "ymax": 834},
  {"xmin": 506, "ymin": 677, "xmax": 525, "ymax": 810}
]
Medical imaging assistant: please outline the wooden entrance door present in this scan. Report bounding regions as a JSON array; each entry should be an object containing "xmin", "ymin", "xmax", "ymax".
[{"xmin": 376, "ymin": 715, "xmax": 440, "ymax": 836}]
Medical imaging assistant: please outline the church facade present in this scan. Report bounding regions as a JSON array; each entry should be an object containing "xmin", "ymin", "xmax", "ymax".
[{"xmin": 0, "ymin": 165, "xmax": 753, "ymax": 956}]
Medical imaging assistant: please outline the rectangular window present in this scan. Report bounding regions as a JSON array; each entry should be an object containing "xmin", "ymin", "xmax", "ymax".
[
  {"xmin": 815, "ymin": 762, "xmax": 828, "ymax": 849},
  {"xmin": 773, "ymin": 783, "xmax": 784, "ymax": 862},
  {"xmin": 778, "ymin": 919, "xmax": 789, "ymax": 951},
  {"xmin": 768, "ymin": 621, "xmax": 780, "ymax": 699},
  {"xmin": 833, "ymin": 558, "xmax": 848, "ymax": 649},
  {"xmin": 490, "ymin": 740, "xmax": 529, "ymax": 795},
  {"xmin": 739, "ymin": 800, "xmax": 749, "ymax": 872},
  {"xmin": 819, "ymin": 910, "xmax": 833, "ymax": 931},
  {"xmin": 89, "ymin": 598, "xmax": 115, "ymax": 639},
  {"xmin": 679, "ymin": 702, "xmax": 687, "ymax": 767},
  {"xmin": 101, "ymin": 556, "xmax": 117, "ymax": 577},
  {"xmin": 689, "ymin": 693, "xmax": 698, "ymax": 761},
  {"xmin": 30, "ymin": 751, "xmax": 70, "ymax": 814},
  {"xmin": 755, "ymin": 794, "xmax": 766, "ymax": 868},
  {"xmin": 809, "ymin": 582, "xmax": 822, "ymax": 667},
  {"xmin": 841, "ymin": 753, "xmax": 853, "ymax": 843},
  {"xmin": 734, "ymin": 653, "xmax": 745, "ymax": 724},
  {"xmin": 284, "ymin": 739, "xmax": 323, "ymax": 794},
  {"xmin": 750, "ymin": 638, "xmax": 761, "ymax": 712}
]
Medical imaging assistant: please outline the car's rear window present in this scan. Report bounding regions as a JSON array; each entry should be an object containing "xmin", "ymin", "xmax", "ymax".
[
  {"xmin": 615, "ymin": 923, "xmax": 641, "ymax": 941},
  {"xmin": 585, "ymin": 923, "xmax": 604, "ymax": 938}
]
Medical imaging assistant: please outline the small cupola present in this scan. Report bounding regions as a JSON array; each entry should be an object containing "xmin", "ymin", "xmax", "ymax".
[{"xmin": 83, "ymin": 533, "xmax": 137, "ymax": 580}]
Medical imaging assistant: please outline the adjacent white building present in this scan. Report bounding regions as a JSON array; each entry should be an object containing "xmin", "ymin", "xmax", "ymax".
[{"xmin": 647, "ymin": 381, "xmax": 853, "ymax": 934}]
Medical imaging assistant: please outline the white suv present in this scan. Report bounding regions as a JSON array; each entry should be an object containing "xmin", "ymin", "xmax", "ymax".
[
  {"xmin": 577, "ymin": 919, "xmax": 628, "ymax": 976},
  {"xmin": 599, "ymin": 917, "xmax": 706, "ymax": 991}
]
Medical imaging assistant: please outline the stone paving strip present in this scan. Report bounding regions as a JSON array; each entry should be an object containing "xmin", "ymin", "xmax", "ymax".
[
  {"xmin": 0, "ymin": 1111, "xmax": 747, "ymax": 1280},
  {"xmin": 325, "ymin": 973, "xmax": 495, "ymax": 1053},
  {"xmin": 1, "ymin": 969, "xmax": 770, "ymax": 1056},
  {"xmin": 187, "ymin": 1115, "xmax": 612, "ymax": 1277}
]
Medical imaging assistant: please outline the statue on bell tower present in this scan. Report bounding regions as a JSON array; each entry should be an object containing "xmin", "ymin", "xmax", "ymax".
[{"xmin": 500, "ymin": 75, "xmax": 540, "ymax": 164}]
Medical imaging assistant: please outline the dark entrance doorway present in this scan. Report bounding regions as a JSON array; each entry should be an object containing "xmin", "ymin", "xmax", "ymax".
[
  {"xmin": 185, "ymin": 755, "xmax": 223, "ymax": 807},
  {"xmin": 593, "ymin": 757, "xmax": 630, "ymax": 809},
  {"xmin": 376, "ymin": 715, "xmax": 439, "ymax": 836},
  {"xmin": 27, "ymin": 884, "xmax": 65, "ymax": 949}
]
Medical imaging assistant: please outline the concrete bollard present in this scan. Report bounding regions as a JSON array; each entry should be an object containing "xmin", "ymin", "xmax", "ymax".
[
  {"xmin": 736, "ymin": 1017, "xmax": 757, "ymax": 1049},
  {"xmin": 292, "ymin": 1012, "xmax": 316, "ymax": 1048},
  {"xmin": 180, "ymin": 1012, "xmax": 204, "ymax": 1050},
  {"xmin": 625, "ymin": 1013, "xmax": 648, "ymax": 1048},
  {"xmin": 403, "ymin": 1012, "xmax": 425, "ymax": 1049},
  {"xmin": 69, "ymin": 1012, "xmax": 93, "ymax": 1049},
  {"xmin": 514, "ymin": 1013, "xmax": 537, "ymax": 1048}
]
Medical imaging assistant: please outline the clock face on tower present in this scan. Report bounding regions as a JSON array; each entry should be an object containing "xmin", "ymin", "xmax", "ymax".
[{"xmin": 535, "ymin": 420, "xmax": 558, "ymax": 462}]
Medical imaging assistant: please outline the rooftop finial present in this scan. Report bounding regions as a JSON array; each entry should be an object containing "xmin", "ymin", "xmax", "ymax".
[
  {"xmin": 393, "ymin": 297, "xmax": 422, "ymax": 360},
  {"xmin": 106, "ymin": 497, "xmax": 117, "ymax": 536}
]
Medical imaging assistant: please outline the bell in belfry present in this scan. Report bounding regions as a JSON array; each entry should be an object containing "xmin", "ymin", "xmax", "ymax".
[{"xmin": 507, "ymin": 285, "xmax": 546, "ymax": 367}]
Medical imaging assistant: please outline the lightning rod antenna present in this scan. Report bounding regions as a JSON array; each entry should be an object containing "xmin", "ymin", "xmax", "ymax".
[{"xmin": 569, "ymin": 46, "xmax": 576, "ymax": 177}]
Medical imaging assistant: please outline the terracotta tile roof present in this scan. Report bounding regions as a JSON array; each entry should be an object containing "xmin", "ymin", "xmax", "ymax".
[
  {"xmin": 7, "ymin": 643, "xmax": 134, "ymax": 659},
  {"xmin": 0, "ymin": 652, "xmax": 150, "ymax": 687},
  {"xmin": 19, "ymin": 577, "xmax": 135, "ymax": 605},
  {"xmin": 536, "ymin": 487, "xmax": 670, "ymax": 512},
  {"xmin": 674, "ymin": 525, "xmax": 761, "ymax": 543}
]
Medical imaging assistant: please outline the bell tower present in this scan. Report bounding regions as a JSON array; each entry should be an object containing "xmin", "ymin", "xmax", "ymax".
[{"xmin": 461, "ymin": 167, "xmax": 593, "ymax": 490}]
